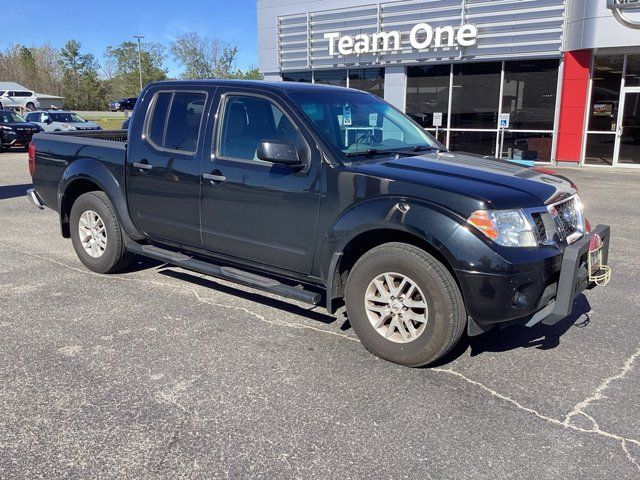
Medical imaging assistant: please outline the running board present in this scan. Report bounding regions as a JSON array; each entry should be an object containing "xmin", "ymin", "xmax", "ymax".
[{"xmin": 127, "ymin": 242, "xmax": 322, "ymax": 306}]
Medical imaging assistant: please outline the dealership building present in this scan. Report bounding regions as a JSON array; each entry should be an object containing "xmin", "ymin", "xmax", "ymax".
[{"xmin": 258, "ymin": 0, "xmax": 640, "ymax": 167}]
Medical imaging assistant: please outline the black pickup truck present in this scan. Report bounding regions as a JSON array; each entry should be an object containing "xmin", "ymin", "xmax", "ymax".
[{"xmin": 27, "ymin": 80, "xmax": 611, "ymax": 367}]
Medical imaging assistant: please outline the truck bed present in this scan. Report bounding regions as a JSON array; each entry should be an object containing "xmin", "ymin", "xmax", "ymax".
[{"xmin": 30, "ymin": 130, "xmax": 128, "ymax": 211}]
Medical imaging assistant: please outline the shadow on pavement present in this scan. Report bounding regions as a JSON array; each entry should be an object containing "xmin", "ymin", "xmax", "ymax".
[
  {"xmin": 434, "ymin": 294, "xmax": 592, "ymax": 367},
  {"xmin": 123, "ymin": 256, "xmax": 593, "ymax": 365},
  {"xmin": 157, "ymin": 267, "xmax": 337, "ymax": 326},
  {"xmin": 121, "ymin": 255, "xmax": 164, "ymax": 273},
  {"xmin": 0, "ymin": 183, "xmax": 31, "ymax": 200}
]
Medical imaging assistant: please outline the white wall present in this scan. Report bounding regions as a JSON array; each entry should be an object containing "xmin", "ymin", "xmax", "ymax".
[{"xmin": 565, "ymin": 0, "xmax": 640, "ymax": 51}]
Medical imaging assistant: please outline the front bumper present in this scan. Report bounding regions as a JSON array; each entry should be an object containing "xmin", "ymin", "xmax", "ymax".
[
  {"xmin": 465, "ymin": 224, "xmax": 610, "ymax": 336},
  {"xmin": 525, "ymin": 224, "xmax": 610, "ymax": 327}
]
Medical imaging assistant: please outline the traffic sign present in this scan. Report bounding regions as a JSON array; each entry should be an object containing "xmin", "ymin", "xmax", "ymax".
[
  {"xmin": 498, "ymin": 113, "xmax": 510, "ymax": 129},
  {"xmin": 432, "ymin": 112, "xmax": 443, "ymax": 127}
]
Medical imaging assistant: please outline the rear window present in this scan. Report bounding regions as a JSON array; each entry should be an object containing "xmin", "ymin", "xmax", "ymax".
[
  {"xmin": 146, "ymin": 91, "xmax": 206, "ymax": 154},
  {"xmin": 147, "ymin": 93, "xmax": 172, "ymax": 147}
]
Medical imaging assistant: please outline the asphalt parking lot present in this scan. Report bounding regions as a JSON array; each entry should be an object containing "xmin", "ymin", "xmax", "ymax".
[{"xmin": 1, "ymin": 151, "xmax": 639, "ymax": 479}]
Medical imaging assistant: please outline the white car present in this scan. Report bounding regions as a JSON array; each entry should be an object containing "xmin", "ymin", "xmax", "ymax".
[
  {"xmin": 24, "ymin": 111, "xmax": 102, "ymax": 132},
  {"xmin": 0, "ymin": 89, "xmax": 40, "ymax": 110}
]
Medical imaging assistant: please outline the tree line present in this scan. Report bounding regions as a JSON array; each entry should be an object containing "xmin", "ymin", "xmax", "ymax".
[{"xmin": 0, "ymin": 33, "xmax": 262, "ymax": 111}]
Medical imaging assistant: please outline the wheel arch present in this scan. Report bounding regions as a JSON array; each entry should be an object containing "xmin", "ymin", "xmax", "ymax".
[
  {"xmin": 58, "ymin": 159, "xmax": 143, "ymax": 240},
  {"xmin": 326, "ymin": 226, "xmax": 463, "ymax": 315}
]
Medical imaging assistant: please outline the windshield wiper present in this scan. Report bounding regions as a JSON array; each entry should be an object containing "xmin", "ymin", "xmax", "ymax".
[
  {"xmin": 412, "ymin": 145, "xmax": 441, "ymax": 153},
  {"xmin": 345, "ymin": 145, "xmax": 440, "ymax": 158}
]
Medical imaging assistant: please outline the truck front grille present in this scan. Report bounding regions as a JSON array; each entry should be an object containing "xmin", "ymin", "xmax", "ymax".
[
  {"xmin": 549, "ymin": 197, "xmax": 581, "ymax": 242},
  {"xmin": 527, "ymin": 195, "xmax": 584, "ymax": 245},
  {"xmin": 532, "ymin": 213, "xmax": 547, "ymax": 241}
]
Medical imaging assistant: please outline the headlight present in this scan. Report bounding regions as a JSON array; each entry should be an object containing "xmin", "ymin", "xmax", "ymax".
[
  {"xmin": 468, "ymin": 209, "xmax": 537, "ymax": 247},
  {"xmin": 0, "ymin": 125, "xmax": 13, "ymax": 131}
]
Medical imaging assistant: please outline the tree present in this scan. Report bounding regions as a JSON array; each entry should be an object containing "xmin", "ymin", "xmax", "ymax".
[
  {"xmin": 171, "ymin": 32, "xmax": 262, "ymax": 80},
  {"xmin": 232, "ymin": 66, "xmax": 263, "ymax": 80},
  {"xmin": 105, "ymin": 41, "xmax": 167, "ymax": 97},
  {"xmin": 18, "ymin": 47, "xmax": 37, "ymax": 84},
  {"xmin": 59, "ymin": 40, "xmax": 105, "ymax": 110}
]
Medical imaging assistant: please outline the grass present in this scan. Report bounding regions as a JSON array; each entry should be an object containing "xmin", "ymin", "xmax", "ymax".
[{"xmin": 81, "ymin": 113, "xmax": 128, "ymax": 130}]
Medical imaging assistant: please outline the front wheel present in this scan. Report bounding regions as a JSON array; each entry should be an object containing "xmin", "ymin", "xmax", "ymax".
[
  {"xmin": 345, "ymin": 243, "xmax": 466, "ymax": 367},
  {"xmin": 69, "ymin": 191, "xmax": 133, "ymax": 273}
]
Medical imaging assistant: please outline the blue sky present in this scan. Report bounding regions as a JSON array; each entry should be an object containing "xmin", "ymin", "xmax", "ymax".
[{"xmin": 0, "ymin": 0, "xmax": 259, "ymax": 76}]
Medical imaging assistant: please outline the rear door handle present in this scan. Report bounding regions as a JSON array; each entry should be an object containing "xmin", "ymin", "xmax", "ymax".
[
  {"xmin": 132, "ymin": 162, "xmax": 152, "ymax": 171},
  {"xmin": 203, "ymin": 173, "xmax": 226, "ymax": 183}
]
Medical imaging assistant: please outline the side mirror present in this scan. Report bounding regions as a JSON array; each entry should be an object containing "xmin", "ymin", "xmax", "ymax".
[
  {"xmin": 257, "ymin": 140, "xmax": 300, "ymax": 166},
  {"xmin": 45, "ymin": 118, "xmax": 52, "ymax": 124}
]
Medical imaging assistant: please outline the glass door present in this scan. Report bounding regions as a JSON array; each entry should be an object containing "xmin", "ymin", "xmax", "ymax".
[{"xmin": 616, "ymin": 89, "xmax": 640, "ymax": 166}]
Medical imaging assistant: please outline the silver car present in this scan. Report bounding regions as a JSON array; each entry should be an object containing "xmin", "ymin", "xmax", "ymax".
[
  {"xmin": 24, "ymin": 111, "xmax": 102, "ymax": 132},
  {"xmin": 0, "ymin": 89, "xmax": 40, "ymax": 111}
]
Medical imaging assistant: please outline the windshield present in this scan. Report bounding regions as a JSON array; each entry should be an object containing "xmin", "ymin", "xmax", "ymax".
[
  {"xmin": 50, "ymin": 112, "xmax": 87, "ymax": 123},
  {"xmin": 287, "ymin": 90, "xmax": 439, "ymax": 161},
  {"xmin": 0, "ymin": 111, "xmax": 26, "ymax": 123}
]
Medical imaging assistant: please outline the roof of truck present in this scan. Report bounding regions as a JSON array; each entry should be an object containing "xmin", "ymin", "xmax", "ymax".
[{"xmin": 147, "ymin": 79, "xmax": 362, "ymax": 94}]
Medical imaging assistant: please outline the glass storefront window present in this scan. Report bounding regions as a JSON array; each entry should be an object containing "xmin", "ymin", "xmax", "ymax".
[
  {"xmin": 314, "ymin": 69, "xmax": 347, "ymax": 87},
  {"xmin": 348, "ymin": 68, "xmax": 385, "ymax": 97},
  {"xmin": 588, "ymin": 56, "xmax": 624, "ymax": 132},
  {"xmin": 625, "ymin": 55, "xmax": 640, "ymax": 88},
  {"xmin": 502, "ymin": 60, "xmax": 558, "ymax": 130},
  {"xmin": 406, "ymin": 65, "xmax": 451, "ymax": 128},
  {"xmin": 449, "ymin": 131, "xmax": 497, "ymax": 157},
  {"xmin": 584, "ymin": 134, "xmax": 616, "ymax": 166},
  {"xmin": 500, "ymin": 132, "xmax": 553, "ymax": 162},
  {"xmin": 451, "ymin": 62, "xmax": 501, "ymax": 129},
  {"xmin": 424, "ymin": 129, "xmax": 446, "ymax": 145},
  {"xmin": 282, "ymin": 71, "xmax": 312, "ymax": 83}
]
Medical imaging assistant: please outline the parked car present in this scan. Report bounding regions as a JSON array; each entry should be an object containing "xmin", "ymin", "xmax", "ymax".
[
  {"xmin": 0, "ymin": 89, "xmax": 40, "ymax": 111},
  {"xmin": 0, "ymin": 109, "xmax": 42, "ymax": 151},
  {"xmin": 108, "ymin": 97, "xmax": 137, "ymax": 112},
  {"xmin": 27, "ymin": 80, "xmax": 611, "ymax": 367},
  {"xmin": 24, "ymin": 111, "xmax": 102, "ymax": 132}
]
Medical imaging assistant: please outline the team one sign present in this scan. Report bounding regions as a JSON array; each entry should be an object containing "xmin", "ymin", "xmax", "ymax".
[{"xmin": 324, "ymin": 23, "xmax": 478, "ymax": 56}]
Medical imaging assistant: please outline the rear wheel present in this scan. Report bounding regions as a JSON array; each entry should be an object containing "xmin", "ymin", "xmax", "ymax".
[
  {"xmin": 25, "ymin": 102, "xmax": 35, "ymax": 111},
  {"xmin": 345, "ymin": 243, "xmax": 466, "ymax": 367},
  {"xmin": 69, "ymin": 191, "xmax": 133, "ymax": 273}
]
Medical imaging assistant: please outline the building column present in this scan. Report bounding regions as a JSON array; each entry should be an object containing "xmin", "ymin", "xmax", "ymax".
[
  {"xmin": 384, "ymin": 66, "xmax": 406, "ymax": 111},
  {"xmin": 555, "ymin": 50, "xmax": 592, "ymax": 165}
]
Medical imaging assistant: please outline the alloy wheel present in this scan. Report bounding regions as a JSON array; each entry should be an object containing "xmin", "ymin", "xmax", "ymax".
[{"xmin": 364, "ymin": 272, "xmax": 429, "ymax": 343}]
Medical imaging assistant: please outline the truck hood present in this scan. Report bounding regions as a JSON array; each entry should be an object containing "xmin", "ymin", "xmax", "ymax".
[{"xmin": 349, "ymin": 151, "xmax": 577, "ymax": 211}]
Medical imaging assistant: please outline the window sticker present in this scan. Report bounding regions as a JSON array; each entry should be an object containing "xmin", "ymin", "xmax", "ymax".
[{"xmin": 342, "ymin": 105, "xmax": 352, "ymax": 126}]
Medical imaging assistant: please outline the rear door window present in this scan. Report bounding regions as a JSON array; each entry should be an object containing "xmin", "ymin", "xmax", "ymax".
[
  {"xmin": 147, "ymin": 93, "xmax": 172, "ymax": 148},
  {"xmin": 164, "ymin": 93, "xmax": 206, "ymax": 152},
  {"xmin": 146, "ymin": 91, "xmax": 206, "ymax": 154}
]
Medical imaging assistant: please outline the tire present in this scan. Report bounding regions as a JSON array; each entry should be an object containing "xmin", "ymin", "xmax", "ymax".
[
  {"xmin": 345, "ymin": 243, "xmax": 466, "ymax": 367},
  {"xmin": 25, "ymin": 102, "xmax": 35, "ymax": 111},
  {"xmin": 69, "ymin": 191, "xmax": 133, "ymax": 273}
]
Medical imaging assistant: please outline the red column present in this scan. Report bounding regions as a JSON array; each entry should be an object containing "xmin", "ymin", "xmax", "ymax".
[{"xmin": 556, "ymin": 50, "xmax": 592, "ymax": 164}]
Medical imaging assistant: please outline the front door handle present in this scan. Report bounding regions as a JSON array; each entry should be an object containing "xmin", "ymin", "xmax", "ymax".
[
  {"xmin": 203, "ymin": 173, "xmax": 226, "ymax": 183},
  {"xmin": 132, "ymin": 162, "xmax": 152, "ymax": 171}
]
